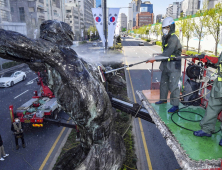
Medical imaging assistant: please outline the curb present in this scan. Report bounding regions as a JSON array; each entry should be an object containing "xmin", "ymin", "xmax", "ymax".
[{"xmin": 47, "ymin": 123, "xmax": 73, "ymax": 170}]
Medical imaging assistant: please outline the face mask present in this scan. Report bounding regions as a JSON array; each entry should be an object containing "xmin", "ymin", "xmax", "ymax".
[
  {"xmin": 162, "ymin": 29, "xmax": 169, "ymax": 36},
  {"xmin": 15, "ymin": 119, "xmax": 19, "ymax": 123}
]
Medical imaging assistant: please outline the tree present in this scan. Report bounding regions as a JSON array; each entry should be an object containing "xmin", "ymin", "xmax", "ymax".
[
  {"xmin": 153, "ymin": 22, "xmax": 161, "ymax": 40},
  {"xmin": 204, "ymin": 2, "xmax": 222, "ymax": 55},
  {"xmin": 146, "ymin": 24, "xmax": 152, "ymax": 39},
  {"xmin": 182, "ymin": 15, "xmax": 194, "ymax": 51},
  {"xmin": 122, "ymin": 28, "xmax": 126, "ymax": 32},
  {"xmin": 191, "ymin": 10, "xmax": 207, "ymax": 53}
]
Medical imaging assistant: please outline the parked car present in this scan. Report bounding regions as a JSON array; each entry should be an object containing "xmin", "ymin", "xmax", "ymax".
[
  {"xmin": 0, "ymin": 71, "xmax": 26, "ymax": 87},
  {"xmin": 92, "ymin": 42, "xmax": 97, "ymax": 46},
  {"xmin": 139, "ymin": 42, "xmax": 144, "ymax": 46}
]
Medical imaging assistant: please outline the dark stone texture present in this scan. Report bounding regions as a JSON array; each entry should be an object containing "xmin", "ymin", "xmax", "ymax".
[{"xmin": 0, "ymin": 20, "xmax": 125, "ymax": 169}]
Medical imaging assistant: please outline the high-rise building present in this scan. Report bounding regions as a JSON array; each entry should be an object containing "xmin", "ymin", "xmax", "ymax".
[
  {"xmin": 166, "ymin": 2, "xmax": 180, "ymax": 19},
  {"xmin": 78, "ymin": 0, "xmax": 94, "ymax": 30},
  {"xmin": 140, "ymin": 1, "xmax": 153, "ymax": 13},
  {"xmin": 117, "ymin": 13, "xmax": 127, "ymax": 31},
  {"xmin": 65, "ymin": 0, "xmax": 84, "ymax": 41},
  {"xmin": 180, "ymin": 0, "xmax": 200, "ymax": 16},
  {"xmin": 132, "ymin": 0, "xmax": 141, "ymax": 12},
  {"xmin": 128, "ymin": 1, "xmax": 140, "ymax": 30},
  {"xmin": 156, "ymin": 14, "xmax": 162, "ymax": 23},
  {"xmin": 0, "ymin": 0, "xmax": 11, "ymax": 23},
  {"xmin": 208, "ymin": 0, "xmax": 221, "ymax": 9}
]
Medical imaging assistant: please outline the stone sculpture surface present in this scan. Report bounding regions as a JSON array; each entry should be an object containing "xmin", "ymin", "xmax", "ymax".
[{"xmin": 0, "ymin": 20, "xmax": 126, "ymax": 169}]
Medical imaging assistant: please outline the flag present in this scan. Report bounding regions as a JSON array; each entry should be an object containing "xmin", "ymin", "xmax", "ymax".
[
  {"xmin": 91, "ymin": 8, "xmax": 105, "ymax": 46},
  {"xmin": 108, "ymin": 8, "xmax": 120, "ymax": 47}
]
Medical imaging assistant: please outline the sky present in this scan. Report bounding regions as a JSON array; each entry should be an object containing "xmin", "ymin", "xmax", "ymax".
[{"xmin": 107, "ymin": 0, "xmax": 203, "ymax": 18}]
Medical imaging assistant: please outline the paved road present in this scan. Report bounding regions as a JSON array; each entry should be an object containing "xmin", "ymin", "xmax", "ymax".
[
  {"xmin": 0, "ymin": 65, "xmax": 72, "ymax": 170},
  {"xmin": 122, "ymin": 36, "xmax": 181, "ymax": 170}
]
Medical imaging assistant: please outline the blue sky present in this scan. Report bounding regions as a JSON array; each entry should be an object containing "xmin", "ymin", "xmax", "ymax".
[{"xmin": 107, "ymin": 0, "xmax": 203, "ymax": 17}]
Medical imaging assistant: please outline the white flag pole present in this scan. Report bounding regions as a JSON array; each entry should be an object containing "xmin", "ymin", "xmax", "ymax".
[
  {"xmin": 91, "ymin": 8, "xmax": 106, "ymax": 46},
  {"xmin": 108, "ymin": 8, "xmax": 120, "ymax": 47}
]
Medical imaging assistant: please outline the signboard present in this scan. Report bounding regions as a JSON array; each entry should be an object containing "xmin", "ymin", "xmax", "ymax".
[{"xmin": 140, "ymin": 7, "xmax": 148, "ymax": 12}]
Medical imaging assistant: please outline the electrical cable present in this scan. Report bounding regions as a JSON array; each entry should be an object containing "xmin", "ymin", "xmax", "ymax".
[
  {"xmin": 171, "ymin": 106, "xmax": 221, "ymax": 134},
  {"xmin": 147, "ymin": 82, "xmax": 214, "ymax": 101}
]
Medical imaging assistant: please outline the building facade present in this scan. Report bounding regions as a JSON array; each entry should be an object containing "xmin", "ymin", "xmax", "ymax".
[
  {"xmin": 10, "ymin": 0, "xmax": 64, "ymax": 38},
  {"xmin": 78, "ymin": 0, "xmax": 94, "ymax": 30},
  {"xmin": 0, "ymin": 0, "xmax": 11, "ymax": 23},
  {"xmin": 132, "ymin": 0, "xmax": 141, "ymax": 12},
  {"xmin": 166, "ymin": 2, "xmax": 180, "ymax": 19},
  {"xmin": 180, "ymin": 0, "xmax": 200, "ymax": 16},
  {"xmin": 133, "ymin": 12, "xmax": 153, "ymax": 29},
  {"xmin": 118, "ymin": 13, "xmax": 127, "ymax": 31},
  {"xmin": 156, "ymin": 14, "xmax": 162, "ymax": 23},
  {"xmin": 65, "ymin": 0, "xmax": 84, "ymax": 41},
  {"xmin": 140, "ymin": 2, "xmax": 153, "ymax": 13}
]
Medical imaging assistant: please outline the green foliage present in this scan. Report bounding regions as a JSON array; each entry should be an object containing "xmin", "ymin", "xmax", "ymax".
[
  {"xmin": 79, "ymin": 41, "xmax": 87, "ymax": 44},
  {"xmin": 89, "ymin": 39, "xmax": 91, "ymax": 42},
  {"xmin": 122, "ymin": 28, "xmax": 127, "ymax": 32},
  {"xmin": 109, "ymin": 43, "xmax": 122, "ymax": 50},
  {"xmin": 204, "ymin": 2, "xmax": 222, "ymax": 55},
  {"xmin": 117, "ymin": 35, "xmax": 121, "ymax": 43},
  {"xmin": 156, "ymin": 41, "xmax": 162, "ymax": 46},
  {"xmin": 185, "ymin": 51, "xmax": 201, "ymax": 55},
  {"xmin": 87, "ymin": 26, "xmax": 98, "ymax": 36},
  {"xmin": 2, "ymin": 61, "xmax": 21, "ymax": 69}
]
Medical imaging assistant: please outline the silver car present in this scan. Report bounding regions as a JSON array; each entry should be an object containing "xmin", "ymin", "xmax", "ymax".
[
  {"xmin": 139, "ymin": 42, "xmax": 144, "ymax": 46},
  {"xmin": 0, "ymin": 71, "xmax": 26, "ymax": 87}
]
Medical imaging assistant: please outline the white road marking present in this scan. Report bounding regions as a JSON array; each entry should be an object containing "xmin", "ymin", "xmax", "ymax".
[
  {"xmin": 14, "ymin": 90, "xmax": 29, "ymax": 99},
  {"xmin": 148, "ymin": 69, "xmax": 151, "ymax": 72},
  {"xmin": 26, "ymin": 77, "xmax": 38, "ymax": 85},
  {"xmin": 156, "ymin": 80, "xmax": 159, "ymax": 82}
]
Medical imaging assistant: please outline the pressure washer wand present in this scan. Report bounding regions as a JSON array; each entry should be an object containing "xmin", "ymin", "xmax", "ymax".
[{"xmin": 104, "ymin": 56, "xmax": 169, "ymax": 74}]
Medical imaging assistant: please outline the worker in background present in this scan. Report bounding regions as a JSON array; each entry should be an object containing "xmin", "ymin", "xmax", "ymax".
[
  {"xmin": 0, "ymin": 134, "xmax": 9, "ymax": 161},
  {"xmin": 194, "ymin": 53, "xmax": 222, "ymax": 146},
  {"xmin": 11, "ymin": 118, "xmax": 26, "ymax": 150},
  {"xmin": 154, "ymin": 17, "xmax": 182, "ymax": 113}
]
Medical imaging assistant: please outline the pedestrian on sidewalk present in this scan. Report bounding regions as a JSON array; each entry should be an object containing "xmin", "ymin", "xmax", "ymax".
[
  {"xmin": 11, "ymin": 118, "xmax": 26, "ymax": 150},
  {"xmin": 0, "ymin": 134, "xmax": 9, "ymax": 161},
  {"xmin": 154, "ymin": 17, "xmax": 182, "ymax": 113}
]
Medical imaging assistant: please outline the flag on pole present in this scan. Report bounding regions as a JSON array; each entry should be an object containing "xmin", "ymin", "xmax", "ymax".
[
  {"xmin": 91, "ymin": 8, "xmax": 105, "ymax": 46},
  {"xmin": 108, "ymin": 8, "xmax": 120, "ymax": 47}
]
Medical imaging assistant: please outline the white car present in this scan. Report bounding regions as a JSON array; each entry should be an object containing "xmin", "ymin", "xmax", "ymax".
[
  {"xmin": 0, "ymin": 71, "xmax": 26, "ymax": 87},
  {"xmin": 92, "ymin": 42, "xmax": 97, "ymax": 46},
  {"xmin": 139, "ymin": 42, "xmax": 144, "ymax": 46}
]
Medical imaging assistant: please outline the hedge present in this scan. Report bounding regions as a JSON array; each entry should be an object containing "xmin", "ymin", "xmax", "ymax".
[
  {"xmin": 156, "ymin": 41, "xmax": 162, "ymax": 46},
  {"xmin": 2, "ymin": 61, "xmax": 21, "ymax": 69}
]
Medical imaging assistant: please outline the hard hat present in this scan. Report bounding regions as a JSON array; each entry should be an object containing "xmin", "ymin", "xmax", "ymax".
[{"xmin": 162, "ymin": 17, "xmax": 175, "ymax": 28}]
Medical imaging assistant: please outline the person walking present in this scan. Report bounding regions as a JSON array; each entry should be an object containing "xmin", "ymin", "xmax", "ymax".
[
  {"xmin": 11, "ymin": 118, "xmax": 26, "ymax": 150},
  {"xmin": 0, "ymin": 134, "xmax": 9, "ymax": 161},
  {"xmin": 154, "ymin": 17, "xmax": 182, "ymax": 113}
]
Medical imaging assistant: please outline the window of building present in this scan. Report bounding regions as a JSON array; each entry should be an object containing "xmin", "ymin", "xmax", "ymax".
[
  {"xmin": 0, "ymin": 0, "xmax": 8, "ymax": 7},
  {"xmin": 66, "ymin": 10, "xmax": 71, "ymax": 13},
  {"xmin": 11, "ymin": 7, "xmax": 14, "ymax": 13},
  {"xmin": 0, "ymin": 10, "xmax": 9, "ymax": 21},
  {"xmin": 19, "ymin": 7, "xmax": 26, "ymax": 22},
  {"xmin": 29, "ymin": 7, "xmax": 35, "ymax": 12},
  {"xmin": 70, "ymin": 21, "xmax": 72, "ymax": 23}
]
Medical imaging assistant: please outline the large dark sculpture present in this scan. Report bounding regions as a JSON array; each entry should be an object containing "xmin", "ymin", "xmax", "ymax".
[{"xmin": 0, "ymin": 20, "xmax": 126, "ymax": 169}]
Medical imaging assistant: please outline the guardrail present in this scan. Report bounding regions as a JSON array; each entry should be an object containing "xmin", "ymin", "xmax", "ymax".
[{"xmin": 0, "ymin": 63, "xmax": 26, "ymax": 75}]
